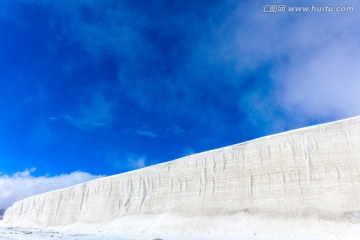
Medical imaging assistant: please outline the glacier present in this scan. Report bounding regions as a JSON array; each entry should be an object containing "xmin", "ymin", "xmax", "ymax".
[{"xmin": 3, "ymin": 116, "xmax": 360, "ymax": 234}]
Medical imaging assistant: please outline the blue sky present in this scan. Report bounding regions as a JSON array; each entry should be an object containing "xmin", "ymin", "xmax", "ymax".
[{"xmin": 1, "ymin": 0, "xmax": 360, "ymax": 207}]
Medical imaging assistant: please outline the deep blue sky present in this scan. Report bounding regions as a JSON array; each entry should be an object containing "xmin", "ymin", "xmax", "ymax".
[{"xmin": 1, "ymin": 0, "xmax": 359, "ymax": 177}]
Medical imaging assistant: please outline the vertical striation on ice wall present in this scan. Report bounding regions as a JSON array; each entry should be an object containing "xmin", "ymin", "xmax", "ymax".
[{"xmin": 3, "ymin": 117, "xmax": 360, "ymax": 226}]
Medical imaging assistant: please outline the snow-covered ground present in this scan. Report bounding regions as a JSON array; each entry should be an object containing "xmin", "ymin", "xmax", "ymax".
[
  {"xmin": 0, "ymin": 226, "xmax": 135, "ymax": 240},
  {"xmin": 2, "ymin": 211, "xmax": 360, "ymax": 240}
]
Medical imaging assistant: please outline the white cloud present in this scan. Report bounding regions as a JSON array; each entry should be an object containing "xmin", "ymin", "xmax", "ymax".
[
  {"xmin": 128, "ymin": 156, "xmax": 146, "ymax": 169},
  {"xmin": 273, "ymin": 38, "xmax": 360, "ymax": 119},
  {"xmin": 0, "ymin": 168, "xmax": 102, "ymax": 209},
  {"xmin": 105, "ymin": 152, "xmax": 148, "ymax": 171},
  {"xmin": 211, "ymin": 0, "xmax": 360, "ymax": 130}
]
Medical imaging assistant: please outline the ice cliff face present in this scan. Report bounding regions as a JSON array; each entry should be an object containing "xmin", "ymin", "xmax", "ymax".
[{"xmin": 4, "ymin": 117, "xmax": 360, "ymax": 226}]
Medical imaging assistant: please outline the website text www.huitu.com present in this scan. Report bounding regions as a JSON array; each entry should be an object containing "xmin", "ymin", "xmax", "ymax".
[{"xmin": 261, "ymin": 5, "xmax": 355, "ymax": 13}]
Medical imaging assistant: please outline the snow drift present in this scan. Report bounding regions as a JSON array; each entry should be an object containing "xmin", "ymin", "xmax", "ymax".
[{"xmin": 3, "ymin": 117, "xmax": 360, "ymax": 231}]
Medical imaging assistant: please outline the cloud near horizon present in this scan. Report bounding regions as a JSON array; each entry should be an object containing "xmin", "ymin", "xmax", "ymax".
[{"xmin": 0, "ymin": 169, "xmax": 102, "ymax": 209}]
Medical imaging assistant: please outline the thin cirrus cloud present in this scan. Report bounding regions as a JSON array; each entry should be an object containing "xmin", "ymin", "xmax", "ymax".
[
  {"xmin": 136, "ymin": 130, "xmax": 159, "ymax": 138},
  {"xmin": 0, "ymin": 168, "xmax": 102, "ymax": 209},
  {"xmin": 63, "ymin": 85, "xmax": 117, "ymax": 129}
]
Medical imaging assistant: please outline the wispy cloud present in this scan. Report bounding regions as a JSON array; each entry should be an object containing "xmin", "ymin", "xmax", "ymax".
[
  {"xmin": 62, "ymin": 84, "xmax": 117, "ymax": 129},
  {"xmin": 63, "ymin": 115, "xmax": 107, "ymax": 129},
  {"xmin": 0, "ymin": 168, "xmax": 102, "ymax": 209},
  {"xmin": 104, "ymin": 151, "xmax": 148, "ymax": 171},
  {"xmin": 48, "ymin": 116, "xmax": 58, "ymax": 121},
  {"xmin": 136, "ymin": 130, "xmax": 158, "ymax": 138},
  {"xmin": 218, "ymin": 0, "xmax": 360, "ymax": 127},
  {"xmin": 273, "ymin": 39, "xmax": 360, "ymax": 119},
  {"xmin": 127, "ymin": 156, "xmax": 147, "ymax": 169},
  {"xmin": 9, "ymin": 0, "xmax": 360, "ymax": 144},
  {"xmin": 167, "ymin": 126, "xmax": 185, "ymax": 135}
]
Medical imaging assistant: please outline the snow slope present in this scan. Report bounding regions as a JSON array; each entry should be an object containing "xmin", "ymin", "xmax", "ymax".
[{"xmin": 3, "ymin": 117, "xmax": 360, "ymax": 235}]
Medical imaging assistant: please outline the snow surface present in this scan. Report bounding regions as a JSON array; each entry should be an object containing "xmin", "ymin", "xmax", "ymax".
[
  {"xmin": 3, "ymin": 116, "xmax": 360, "ymax": 239},
  {"xmin": 2, "ymin": 213, "xmax": 360, "ymax": 240},
  {"xmin": 0, "ymin": 226, "xmax": 130, "ymax": 240}
]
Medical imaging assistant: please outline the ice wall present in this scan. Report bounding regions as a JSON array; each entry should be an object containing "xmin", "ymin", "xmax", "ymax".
[{"xmin": 4, "ymin": 117, "xmax": 360, "ymax": 226}]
